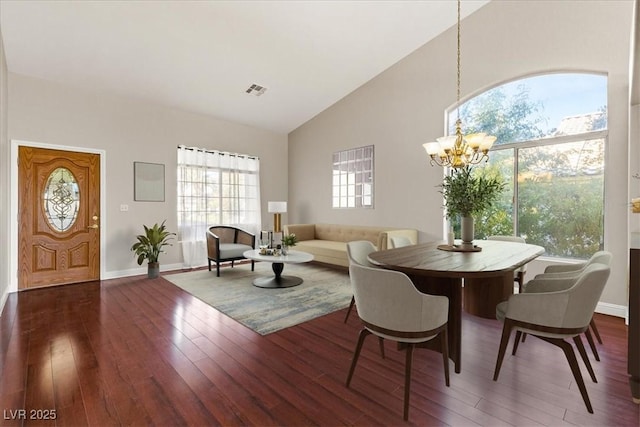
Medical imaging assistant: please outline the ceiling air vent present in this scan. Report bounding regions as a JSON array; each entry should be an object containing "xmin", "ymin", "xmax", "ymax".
[{"xmin": 245, "ymin": 83, "xmax": 267, "ymax": 96}]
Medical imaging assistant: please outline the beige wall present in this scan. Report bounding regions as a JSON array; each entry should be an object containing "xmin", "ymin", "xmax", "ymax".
[
  {"xmin": 631, "ymin": 0, "xmax": 640, "ymax": 234},
  {"xmin": 0, "ymin": 29, "xmax": 9, "ymax": 307},
  {"xmin": 288, "ymin": 0, "xmax": 633, "ymax": 310},
  {"xmin": 6, "ymin": 74, "xmax": 288, "ymax": 286}
]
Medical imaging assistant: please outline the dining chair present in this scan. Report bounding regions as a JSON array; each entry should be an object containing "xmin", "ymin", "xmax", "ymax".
[
  {"xmin": 493, "ymin": 263, "xmax": 611, "ymax": 413},
  {"xmin": 531, "ymin": 250, "xmax": 613, "ymax": 360},
  {"xmin": 487, "ymin": 235, "xmax": 527, "ymax": 293},
  {"xmin": 390, "ymin": 236, "xmax": 412, "ymax": 248},
  {"xmin": 344, "ymin": 240, "xmax": 377, "ymax": 323},
  {"xmin": 346, "ymin": 264, "xmax": 450, "ymax": 421}
]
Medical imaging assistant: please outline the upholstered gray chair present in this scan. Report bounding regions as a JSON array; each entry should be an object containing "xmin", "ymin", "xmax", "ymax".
[
  {"xmin": 206, "ymin": 226, "xmax": 255, "ymax": 276},
  {"xmin": 488, "ymin": 235, "xmax": 527, "ymax": 293},
  {"xmin": 493, "ymin": 263, "xmax": 611, "ymax": 413},
  {"xmin": 346, "ymin": 264, "xmax": 450, "ymax": 421},
  {"xmin": 389, "ymin": 236, "xmax": 412, "ymax": 249},
  {"xmin": 344, "ymin": 240, "xmax": 378, "ymax": 323},
  {"xmin": 542, "ymin": 251, "xmax": 612, "ymax": 276},
  {"xmin": 530, "ymin": 250, "xmax": 613, "ymax": 360}
]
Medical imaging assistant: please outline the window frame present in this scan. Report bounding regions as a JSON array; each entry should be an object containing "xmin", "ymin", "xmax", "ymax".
[
  {"xmin": 332, "ymin": 145, "xmax": 374, "ymax": 209},
  {"xmin": 446, "ymin": 72, "xmax": 607, "ymax": 260},
  {"xmin": 494, "ymin": 129, "xmax": 607, "ymax": 240}
]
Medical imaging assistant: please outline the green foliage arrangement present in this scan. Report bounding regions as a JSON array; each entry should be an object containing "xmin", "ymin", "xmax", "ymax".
[
  {"xmin": 441, "ymin": 166, "xmax": 506, "ymax": 219},
  {"xmin": 131, "ymin": 220, "xmax": 176, "ymax": 265},
  {"xmin": 281, "ymin": 233, "xmax": 298, "ymax": 247}
]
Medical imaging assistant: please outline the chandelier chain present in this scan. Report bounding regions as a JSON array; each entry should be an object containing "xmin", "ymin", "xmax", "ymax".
[{"xmin": 456, "ymin": 0, "xmax": 461, "ymax": 120}]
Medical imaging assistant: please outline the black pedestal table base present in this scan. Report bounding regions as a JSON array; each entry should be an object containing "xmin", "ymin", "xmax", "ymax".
[{"xmin": 252, "ymin": 262, "xmax": 303, "ymax": 288}]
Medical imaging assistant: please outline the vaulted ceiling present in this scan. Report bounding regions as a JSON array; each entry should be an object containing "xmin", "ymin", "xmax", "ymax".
[{"xmin": 0, "ymin": 0, "xmax": 489, "ymax": 133}]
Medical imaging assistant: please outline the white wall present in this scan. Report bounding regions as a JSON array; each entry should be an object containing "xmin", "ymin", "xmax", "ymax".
[
  {"xmin": 288, "ymin": 0, "xmax": 633, "ymax": 310},
  {"xmin": 0, "ymin": 29, "xmax": 9, "ymax": 310},
  {"xmin": 6, "ymin": 74, "xmax": 288, "ymax": 285}
]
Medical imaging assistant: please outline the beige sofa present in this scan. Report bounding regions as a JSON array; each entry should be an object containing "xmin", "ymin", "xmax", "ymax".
[{"xmin": 283, "ymin": 223, "xmax": 418, "ymax": 267}]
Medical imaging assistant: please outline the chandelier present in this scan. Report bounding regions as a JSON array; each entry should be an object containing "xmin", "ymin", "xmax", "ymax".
[{"xmin": 423, "ymin": 0, "xmax": 496, "ymax": 168}]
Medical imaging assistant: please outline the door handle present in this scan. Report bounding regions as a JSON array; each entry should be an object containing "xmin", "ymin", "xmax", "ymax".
[{"xmin": 88, "ymin": 224, "xmax": 99, "ymax": 229}]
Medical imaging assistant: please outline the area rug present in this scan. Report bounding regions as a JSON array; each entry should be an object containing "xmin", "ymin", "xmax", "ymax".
[{"xmin": 164, "ymin": 262, "xmax": 352, "ymax": 335}]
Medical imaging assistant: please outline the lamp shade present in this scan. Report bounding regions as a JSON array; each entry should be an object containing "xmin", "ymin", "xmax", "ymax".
[{"xmin": 268, "ymin": 201, "xmax": 287, "ymax": 213}]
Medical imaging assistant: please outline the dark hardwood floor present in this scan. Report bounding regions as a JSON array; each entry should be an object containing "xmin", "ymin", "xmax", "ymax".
[{"xmin": 1, "ymin": 270, "xmax": 638, "ymax": 426}]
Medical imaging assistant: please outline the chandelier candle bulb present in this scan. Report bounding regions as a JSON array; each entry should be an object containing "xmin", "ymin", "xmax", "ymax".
[
  {"xmin": 424, "ymin": 142, "xmax": 440, "ymax": 156},
  {"xmin": 480, "ymin": 135, "xmax": 496, "ymax": 152},
  {"xmin": 465, "ymin": 133, "xmax": 485, "ymax": 149}
]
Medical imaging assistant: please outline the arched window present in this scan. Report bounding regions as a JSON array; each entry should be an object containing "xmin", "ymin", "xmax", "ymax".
[{"xmin": 451, "ymin": 73, "xmax": 607, "ymax": 259}]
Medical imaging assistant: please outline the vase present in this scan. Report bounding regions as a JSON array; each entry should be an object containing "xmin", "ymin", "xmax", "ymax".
[
  {"xmin": 281, "ymin": 245, "xmax": 289, "ymax": 255},
  {"xmin": 460, "ymin": 216, "xmax": 475, "ymax": 248},
  {"xmin": 148, "ymin": 262, "xmax": 160, "ymax": 279}
]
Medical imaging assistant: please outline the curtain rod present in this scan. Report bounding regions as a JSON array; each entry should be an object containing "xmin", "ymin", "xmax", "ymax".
[{"xmin": 178, "ymin": 145, "xmax": 259, "ymax": 160}]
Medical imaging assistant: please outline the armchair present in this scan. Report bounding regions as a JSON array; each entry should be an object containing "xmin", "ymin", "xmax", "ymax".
[
  {"xmin": 493, "ymin": 263, "xmax": 611, "ymax": 413},
  {"xmin": 206, "ymin": 226, "xmax": 255, "ymax": 277},
  {"xmin": 344, "ymin": 241, "xmax": 378, "ymax": 323},
  {"xmin": 346, "ymin": 264, "xmax": 450, "ymax": 421},
  {"xmin": 530, "ymin": 250, "xmax": 613, "ymax": 360},
  {"xmin": 389, "ymin": 236, "xmax": 413, "ymax": 248},
  {"xmin": 487, "ymin": 235, "xmax": 527, "ymax": 293}
]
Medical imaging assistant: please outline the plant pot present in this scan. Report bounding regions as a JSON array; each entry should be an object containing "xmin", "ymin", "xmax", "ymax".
[
  {"xmin": 460, "ymin": 216, "xmax": 475, "ymax": 248},
  {"xmin": 148, "ymin": 262, "xmax": 160, "ymax": 279}
]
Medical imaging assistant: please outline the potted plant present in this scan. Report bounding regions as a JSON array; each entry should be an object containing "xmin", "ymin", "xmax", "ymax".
[
  {"xmin": 131, "ymin": 220, "xmax": 176, "ymax": 278},
  {"xmin": 281, "ymin": 233, "xmax": 298, "ymax": 255},
  {"xmin": 440, "ymin": 166, "xmax": 505, "ymax": 248}
]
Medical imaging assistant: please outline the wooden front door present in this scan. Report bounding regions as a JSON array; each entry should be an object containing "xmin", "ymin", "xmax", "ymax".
[{"xmin": 18, "ymin": 146, "xmax": 100, "ymax": 289}]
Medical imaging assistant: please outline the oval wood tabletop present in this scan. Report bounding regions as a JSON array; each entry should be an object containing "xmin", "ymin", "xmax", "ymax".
[{"xmin": 368, "ymin": 240, "xmax": 545, "ymax": 279}]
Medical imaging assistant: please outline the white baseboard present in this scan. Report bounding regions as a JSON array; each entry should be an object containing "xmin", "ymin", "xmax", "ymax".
[
  {"xmin": 0, "ymin": 290, "xmax": 8, "ymax": 317},
  {"xmin": 595, "ymin": 301, "xmax": 627, "ymax": 320},
  {"xmin": 104, "ymin": 262, "xmax": 187, "ymax": 280}
]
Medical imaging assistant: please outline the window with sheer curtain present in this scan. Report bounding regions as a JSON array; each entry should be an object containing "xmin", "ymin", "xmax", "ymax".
[{"xmin": 177, "ymin": 146, "xmax": 261, "ymax": 268}]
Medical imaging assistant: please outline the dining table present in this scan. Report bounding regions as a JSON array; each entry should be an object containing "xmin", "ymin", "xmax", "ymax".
[{"xmin": 368, "ymin": 239, "xmax": 545, "ymax": 373}]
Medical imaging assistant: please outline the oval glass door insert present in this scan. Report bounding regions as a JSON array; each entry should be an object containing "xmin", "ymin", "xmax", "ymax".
[{"xmin": 44, "ymin": 167, "xmax": 80, "ymax": 232}]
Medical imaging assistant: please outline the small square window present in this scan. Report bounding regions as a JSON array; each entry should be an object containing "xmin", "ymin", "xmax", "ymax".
[{"xmin": 332, "ymin": 145, "xmax": 374, "ymax": 209}]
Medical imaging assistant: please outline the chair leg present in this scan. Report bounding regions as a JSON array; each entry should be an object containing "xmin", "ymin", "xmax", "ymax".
[
  {"xmin": 231, "ymin": 260, "xmax": 235, "ymax": 268},
  {"xmin": 440, "ymin": 328, "xmax": 450, "ymax": 387},
  {"xmin": 584, "ymin": 328, "xmax": 600, "ymax": 362},
  {"xmin": 493, "ymin": 319, "xmax": 513, "ymax": 381},
  {"xmin": 556, "ymin": 337, "xmax": 594, "ymax": 413},
  {"xmin": 208, "ymin": 259, "xmax": 212, "ymax": 271},
  {"xmin": 378, "ymin": 337, "xmax": 385, "ymax": 359},
  {"xmin": 403, "ymin": 343, "xmax": 415, "ymax": 421},
  {"xmin": 346, "ymin": 329, "xmax": 371, "ymax": 387},
  {"xmin": 590, "ymin": 317, "xmax": 603, "ymax": 344},
  {"xmin": 512, "ymin": 330, "xmax": 523, "ymax": 356},
  {"xmin": 539, "ymin": 336, "xmax": 593, "ymax": 413},
  {"xmin": 216, "ymin": 262, "xmax": 220, "ymax": 277},
  {"xmin": 251, "ymin": 260, "xmax": 255, "ymax": 271},
  {"xmin": 574, "ymin": 335, "xmax": 597, "ymax": 383},
  {"xmin": 344, "ymin": 296, "xmax": 355, "ymax": 323}
]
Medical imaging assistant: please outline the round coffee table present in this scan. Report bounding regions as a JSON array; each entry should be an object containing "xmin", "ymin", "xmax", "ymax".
[{"xmin": 243, "ymin": 249, "xmax": 314, "ymax": 288}]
